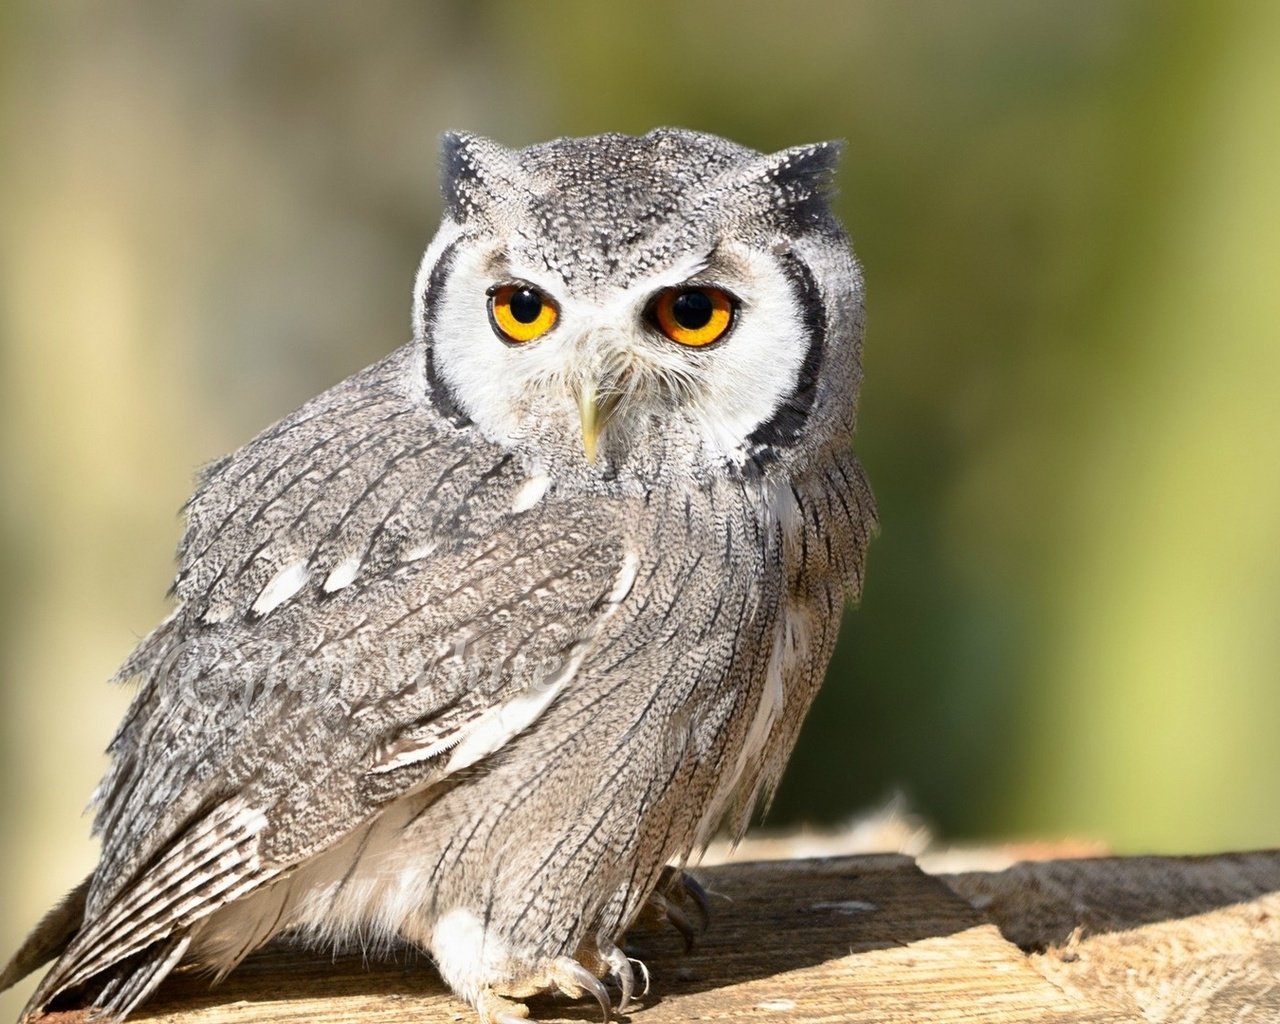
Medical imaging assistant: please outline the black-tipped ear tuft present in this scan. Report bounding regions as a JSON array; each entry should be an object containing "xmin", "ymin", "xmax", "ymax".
[
  {"xmin": 702, "ymin": 139, "xmax": 845, "ymax": 232},
  {"xmin": 754, "ymin": 140, "xmax": 844, "ymax": 214},
  {"xmin": 439, "ymin": 131, "xmax": 520, "ymax": 223}
]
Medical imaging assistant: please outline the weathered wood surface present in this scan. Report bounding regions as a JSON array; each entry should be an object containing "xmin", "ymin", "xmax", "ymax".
[
  {"xmin": 943, "ymin": 850, "xmax": 1280, "ymax": 1022},
  {"xmin": 38, "ymin": 850, "xmax": 1280, "ymax": 1024}
]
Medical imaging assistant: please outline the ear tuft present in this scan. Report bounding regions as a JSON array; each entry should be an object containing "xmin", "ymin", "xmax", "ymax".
[
  {"xmin": 439, "ymin": 131, "xmax": 521, "ymax": 223},
  {"xmin": 700, "ymin": 139, "xmax": 845, "ymax": 232},
  {"xmin": 753, "ymin": 140, "xmax": 844, "ymax": 215}
]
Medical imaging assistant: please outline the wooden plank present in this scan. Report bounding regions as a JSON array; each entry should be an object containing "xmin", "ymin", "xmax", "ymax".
[
  {"xmin": 38, "ymin": 854, "xmax": 1128, "ymax": 1024},
  {"xmin": 941, "ymin": 851, "xmax": 1280, "ymax": 1023},
  {"xmin": 41, "ymin": 850, "xmax": 1280, "ymax": 1023}
]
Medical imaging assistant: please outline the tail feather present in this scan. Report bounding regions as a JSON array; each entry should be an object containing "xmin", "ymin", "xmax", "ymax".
[
  {"xmin": 92, "ymin": 935, "xmax": 192, "ymax": 1023},
  {"xmin": 70, "ymin": 817, "xmax": 261, "ymax": 981},
  {"xmin": 20, "ymin": 798, "xmax": 276, "ymax": 1020},
  {"xmin": 0, "ymin": 876, "xmax": 89, "ymax": 992},
  {"xmin": 42, "ymin": 838, "xmax": 258, "ymax": 1002}
]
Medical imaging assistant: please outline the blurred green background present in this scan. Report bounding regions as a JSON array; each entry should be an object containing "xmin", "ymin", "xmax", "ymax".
[{"xmin": 2, "ymin": 1, "xmax": 1278, "ymax": 1013}]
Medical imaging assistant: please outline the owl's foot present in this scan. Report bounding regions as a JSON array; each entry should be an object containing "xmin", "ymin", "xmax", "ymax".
[
  {"xmin": 476, "ymin": 953, "xmax": 616, "ymax": 1024},
  {"xmin": 476, "ymin": 989, "xmax": 532, "ymax": 1024},
  {"xmin": 636, "ymin": 866, "xmax": 711, "ymax": 951}
]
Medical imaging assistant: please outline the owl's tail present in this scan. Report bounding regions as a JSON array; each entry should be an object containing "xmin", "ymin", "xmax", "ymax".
[
  {"xmin": 9, "ymin": 796, "xmax": 278, "ymax": 1023},
  {"xmin": 0, "ymin": 875, "xmax": 88, "ymax": 994}
]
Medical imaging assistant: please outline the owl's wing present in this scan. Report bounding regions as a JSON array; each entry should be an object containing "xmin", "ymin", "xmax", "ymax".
[{"xmin": 23, "ymin": 344, "xmax": 633, "ymax": 1017}]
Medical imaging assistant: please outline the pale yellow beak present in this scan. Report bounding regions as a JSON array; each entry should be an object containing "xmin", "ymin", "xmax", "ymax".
[{"xmin": 576, "ymin": 380, "xmax": 617, "ymax": 464}]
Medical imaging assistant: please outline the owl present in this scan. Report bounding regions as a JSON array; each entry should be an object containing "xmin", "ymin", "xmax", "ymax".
[{"xmin": 2, "ymin": 129, "xmax": 875, "ymax": 1024}]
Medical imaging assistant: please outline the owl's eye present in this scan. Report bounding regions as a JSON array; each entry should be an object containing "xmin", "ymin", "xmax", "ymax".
[
  {"xmin": 488, "ymin": 284, "xmax": 558, "ymax": 343},
  {"xmin": 651, "ymin": 286, "xmax": 735, "ymax": 347}
]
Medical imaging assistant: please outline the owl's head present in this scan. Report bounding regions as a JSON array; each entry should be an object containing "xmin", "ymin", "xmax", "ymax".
[{"xmin": 412, "ymin": 129, "xmax": 864, "ymax": 482}]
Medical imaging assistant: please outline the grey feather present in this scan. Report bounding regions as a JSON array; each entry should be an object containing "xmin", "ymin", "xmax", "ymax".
[{"xmin": 6, "ymin": 128, "xmax": 875, "ymax": 1024}]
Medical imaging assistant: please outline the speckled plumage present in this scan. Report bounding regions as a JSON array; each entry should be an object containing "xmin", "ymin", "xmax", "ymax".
[{"xmin": 2, "ymin": 128, "xmax": 875, "ymax": 1023}]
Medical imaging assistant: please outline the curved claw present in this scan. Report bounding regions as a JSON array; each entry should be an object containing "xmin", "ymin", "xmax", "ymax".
[
  {"xmin": 603, "ymin": 944, "xmax": 649, "ymax": 1013},
  {"xmin": 680, "ymin": 873, "xmax": 712, "ymax": 932},
  {"xmin": 552, "ymin": 956, "xmax": 611, "ymax": 1023},
  {"xmin": 650, "ymin": 866, "xmax": 711, "ymax": 949},
  {"xmin": 631, "ymin": 956, "xmax": 651, "ymax": 997},
  {"xmin": 662, "ymin": 897, "xmax": 698, "ymax": 953}
]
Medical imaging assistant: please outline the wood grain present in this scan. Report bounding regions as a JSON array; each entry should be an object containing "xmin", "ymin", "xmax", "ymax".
[
  {"xmin": 943, "ymin": 851, "xmax": 1280, "ymax": 1023},
  {"xmin": 35, "ymin": 850, "xmax": 1280, "ymax": 1023}
]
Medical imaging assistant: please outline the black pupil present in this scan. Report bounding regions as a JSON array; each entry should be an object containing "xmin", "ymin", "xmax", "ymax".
[
  {"xmin": 508, "ymin": 288, "xmax": 543, "ymax": 324},
  {"xmin": 671, "ymin": 290, "xmax": 714, "ymax": 330}
]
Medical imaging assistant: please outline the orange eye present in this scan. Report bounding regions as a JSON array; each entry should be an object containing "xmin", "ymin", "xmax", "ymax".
[
  {"xmin": 488, "ymin": 284, "xmax": 558, "ymax": 343},
  {"xmin": 651, "ymin": 286, "xmax": 735, "ymax": 347}
]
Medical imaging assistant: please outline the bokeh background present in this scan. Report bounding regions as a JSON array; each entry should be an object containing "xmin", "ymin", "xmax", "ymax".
[{"xmin": 3, "ymin": 1, "xmax": 1278, "ymax": 1015}]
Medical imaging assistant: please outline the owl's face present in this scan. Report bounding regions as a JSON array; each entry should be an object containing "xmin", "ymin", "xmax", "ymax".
[{"xmin": 413, "ymin": 130, "xmax": 863, "ymax": 480}]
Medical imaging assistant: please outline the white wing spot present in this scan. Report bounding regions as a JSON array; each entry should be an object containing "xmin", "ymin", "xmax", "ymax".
[
  {"xmin": 509, "ymin": 473, "xmax": 550, "ymax": 517},
  {"xmin": 442, "ymin": 645, "xmax": 586, "ymax": 774},
  {"xmin": 202, "ymin": 603, "xmax": 234, "ymax": 625},
  {"xmin": 402, "ymin": 539, "xmax": 438, "ymax": 563},
  {"xmin": 252, "ymin": 559, "xmax": 310, "ymax": 617},
  {"xmin": 511, "ymin": 473, "xmax": 551, "ymax": 513},
  {"xmin": 609, "ymin": 551, "xmax": 641, "ymax": 604},
  {"xmin": 323, "ymin": 555, "xmax": 362, "ymax": 593},
  {"xmin": 369, "ymin": 549, "xmax": 637, "ymax": 784}
]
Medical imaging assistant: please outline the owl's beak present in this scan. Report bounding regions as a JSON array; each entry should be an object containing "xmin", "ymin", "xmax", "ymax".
[{"xmin": 575, "ymin": 380, "xmax": 617, "ymax": 464}]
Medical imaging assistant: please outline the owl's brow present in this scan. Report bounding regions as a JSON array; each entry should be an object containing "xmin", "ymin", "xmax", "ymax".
[
  {"xmin": 480, "ymin": 242, "xmax": 746, "ymax": 301},
  {"xmin": 480, "ymin": 248, "xmax": 512, "ymax": 278},
  {"xmin": 480, "ymin": 246, "xmax": 570, "ymax": 296},
  {"xmin": 688, "ymin": 245, "xmax": 748, "ymax": 284},
  {"xmin": 624, "ymin": 245, "xmax": 737, "ymax": 296}
]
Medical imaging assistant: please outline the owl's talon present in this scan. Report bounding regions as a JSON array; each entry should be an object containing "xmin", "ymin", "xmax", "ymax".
[
  {"xmin": 550, "ymin": 956, "xmax": 611, "ymax": 1022},
  {"xmin": 656, "ymin": 866, "xmax": 711, "ymax": 925},
  {"xmin": 632, "ymin": 957, "xmax": 651, "ymax": 997},
  {"xmin": 603, "ymin": 943, "xmax": 645, "ymax": 1012},
  {"xmin": 658, "ymin": 867, "xmax": 710, "ymax": 948},
  {"xmin": 679, "ymin": 873, "xmax": 711, "ymax": 932},
  {"xmin": 632, "ymin": 867, "xmax": 713, "ymax": 953},
  {"xmin": 475, "ymin": 954, "xmax": 614, "ymax": 1023},
  {"xmin": 663, "ymin": 897, "xmax": 698, "ymax": 952}
]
